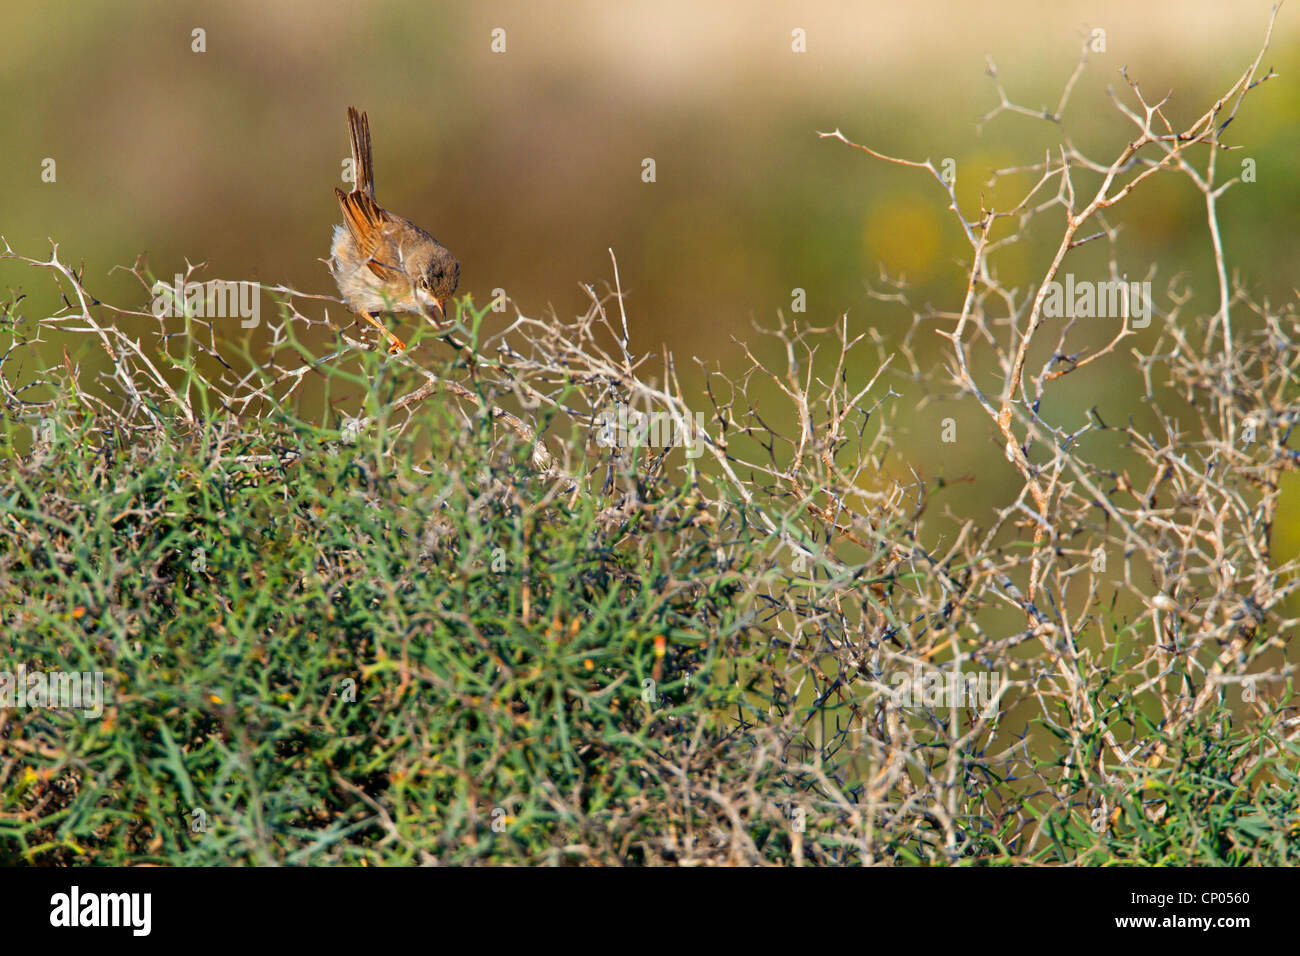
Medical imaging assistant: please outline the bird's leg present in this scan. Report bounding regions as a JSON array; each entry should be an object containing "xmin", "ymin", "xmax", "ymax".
[{"xmin": 360, "ymin": 311, "xmax": 406, "ymax": 353}]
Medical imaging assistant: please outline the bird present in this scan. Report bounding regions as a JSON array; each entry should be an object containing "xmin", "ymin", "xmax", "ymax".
[{"xmin": 329, "ymin": 106, "xmax": 459, "ymax": 353}]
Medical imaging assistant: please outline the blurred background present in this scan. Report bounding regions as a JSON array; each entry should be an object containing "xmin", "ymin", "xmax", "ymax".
[{"xmin": 3, "ymin": 0, "xmax": 1298, "ymax": 541}]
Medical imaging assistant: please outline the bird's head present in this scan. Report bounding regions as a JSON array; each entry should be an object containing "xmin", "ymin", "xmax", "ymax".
[{"xmin": 409, "ymin": 249, "xmax": 460, "ymax": 322}]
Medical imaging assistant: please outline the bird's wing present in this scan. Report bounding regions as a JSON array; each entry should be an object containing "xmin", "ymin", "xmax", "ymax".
[{"xmin": 334, "ymin": 187, "xmax": 402, "ymax": 281}]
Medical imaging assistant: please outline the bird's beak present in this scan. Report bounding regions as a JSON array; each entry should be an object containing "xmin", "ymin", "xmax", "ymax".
[{"xmin": 435, "ymin": 298, "xmax": 449, "ymax": 322}]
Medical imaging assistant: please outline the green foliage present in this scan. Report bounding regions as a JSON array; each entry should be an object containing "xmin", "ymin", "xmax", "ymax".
[
  {"xmin": 0, "ymin": 354, "xmax": 812, "ymax": 864},
  {"xmin": 1032, "ymin": 704, "xmax": 1300, "ymax": 866}
]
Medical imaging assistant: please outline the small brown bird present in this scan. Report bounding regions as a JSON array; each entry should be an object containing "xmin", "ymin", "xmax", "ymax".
[{"xmin": 330, "ymin": 106, "xmax": 459, "ymax": 352}]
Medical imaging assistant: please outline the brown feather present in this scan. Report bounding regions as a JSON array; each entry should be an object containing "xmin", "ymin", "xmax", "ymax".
[
  {"xmin": 335, "ymin": 108, "xmax": 394, "ymax": 280},
  {"xmin": 347, "ymin": 106, "xmax": 375, "ymax": 198},
  {"xmin": 334, "ymin": 188, "xmax": 398, "ymax": 281}
]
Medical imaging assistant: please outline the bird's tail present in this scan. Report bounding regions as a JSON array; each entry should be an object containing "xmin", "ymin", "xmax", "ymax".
[{"xmin": 346, "ymin": 106, "xmax": 374, "ymax": 198}]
